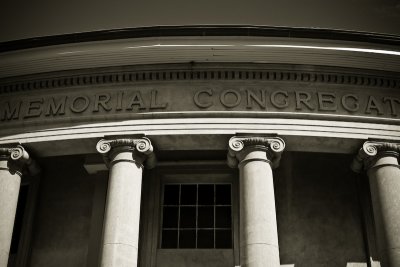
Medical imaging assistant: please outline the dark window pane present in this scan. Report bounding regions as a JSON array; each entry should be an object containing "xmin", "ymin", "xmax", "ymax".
[
  {"xmin": 197, "ymin": 230, "xmax": 214, "ymax": 248},
  {"xmin": 179, "ymin": 230, "xmax": 196, "ymax": 248},
  {"xmin": 216, "ymin": 207, "xmax": 231, "ymax": 228},
  {"xmin": 216, "ymin": 184, "xmax": 231, "ymax": 205},
  {"xmin": 181, "ymin": 185, "xmax": 197, "ymax": 205},
  {"xmin": 164, "ymin": 185, "xmax": 179, "ymax": 205},
  {"xmin": 162, "ymin": 207, "xmax": 178, "ymax": 228},
  {"xmin": 162, "ymin": 230, "xmax": 178, "ymax": 248},
  {"xmin": 215, "ymin": 230, "xmax": 232, "ymax": 248},
  {"xmin": 198, "ymin": 184, "xmax": 214, "ymax": 205},
  {"xmin": 180, "ymin": 207, "xmax": 196, "ymax": 228},
  {"xmin": 198, "ymin": 206, "xmax": 214, "ymax": 228}
]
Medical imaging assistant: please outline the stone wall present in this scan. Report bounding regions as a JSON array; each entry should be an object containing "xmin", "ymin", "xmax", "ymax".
[
  {"xmin": 29, "ymin": 156, "xmax": 96, "ymax": 267},
  {"xmin": 276, "ymin": 152, "xmax": 368, "ymax": 267}
]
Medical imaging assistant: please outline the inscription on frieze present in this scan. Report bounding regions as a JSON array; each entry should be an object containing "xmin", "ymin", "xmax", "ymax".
[{"xmin": 1, "ymin": 84, "xmax": 399, "ymax": 122}]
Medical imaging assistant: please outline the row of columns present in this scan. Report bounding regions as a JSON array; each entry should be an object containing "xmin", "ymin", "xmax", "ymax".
[{"xmin": 0, "ymin": 138, "xmax": 399, "ymax": 267}]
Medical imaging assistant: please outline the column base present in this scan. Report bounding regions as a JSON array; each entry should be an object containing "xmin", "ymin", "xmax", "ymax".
[
  {"xmin": 101, "ymin": 243, "xmax": 138, "ymax": 267},
  {"xmin": 240, "ymin": 243, "xmax": 280, "ymax": 267}
]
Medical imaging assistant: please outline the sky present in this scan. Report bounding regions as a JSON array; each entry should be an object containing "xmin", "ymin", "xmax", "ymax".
[{"xmin": 1, "ymin": 0, "xmax": 399, "ymax": 42}]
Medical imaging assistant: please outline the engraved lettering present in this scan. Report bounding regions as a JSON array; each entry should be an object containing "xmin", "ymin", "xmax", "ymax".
[
  {"xmin": 365, "ymin": 96, "xmax": 384, "ymax": 115},
  {"xmin": 221, "ymin": 89, "xmax": 241, "ymax": 108},
  {"xmin": 150, "ymin": 90, "xmax": 168, "ymax": 109},
  {"xmin": 24, "ymin": 98, "xmax": 43, "ymax": 118},
  {"xmin": 1, "ymin": 101, "xmax": 21, "ymax": 121},
  {"xmin": 341, "ymin": 94, "xmax": 359, "ymax": 112},
  {"xmin": 246, "ymin": 89, "xmax": 266, "ymax": 109},
  {"xmin": 194, "ymin": 89, "xmax": 213, "ymax": 108},
  {"xmin": 126, "ymin": 91, "xmax": 146, "ymax": 110},
  {"xmin": 383, "ymin": 97, "xmax": 400, "ymax": 116},
  {"xmin": 271, "ymin": 91, "xmax": 289, "ymax": 109},
  {"xmin": 116, "ymin": 91, "xmax": 123, "ymax": 111},
  {"xmin": 317, "ymin": 92, "xmax": 337, "ymax": 111},
  {"xmin": 295, "ymin": 91, "xmax": 314, "ymax": 110},
  {"xmin": 70, "ymin": 96, "xmax": 90, "ymax": 113},
  {"xmin": 94, "ymin": 93, "xmax": 112, "ymax": 112},
  {"xmin": 45, "ymin": 96, "xmax": 66, "ymax": 116}
]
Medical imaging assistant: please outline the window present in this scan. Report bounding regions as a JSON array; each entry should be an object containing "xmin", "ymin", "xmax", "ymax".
[
  {"xmin": 139, "ymin": 168, "xmax": 239, "ymax": 267},
  {"xmin": 161, "ymin": 183, "xmax": 232, "ymax": 249}
]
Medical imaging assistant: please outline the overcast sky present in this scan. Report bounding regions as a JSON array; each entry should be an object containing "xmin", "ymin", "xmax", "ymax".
[{"xmin": 1, "ymin": 0, "xmax": 399, "ymax": 42}]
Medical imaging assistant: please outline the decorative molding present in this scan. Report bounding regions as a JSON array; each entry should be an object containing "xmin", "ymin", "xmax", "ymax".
[
  {"xmin": 96, "ymin": 137, "xmax": 156, "ymax": 169},
  {"xmin": 1, "ymin": 118, "xmax": 400, "ymax": 157},
  {"xmin": 0, "ymin": 145, "xmax": 40, "ymax": 176},
  {"xmin": 2, "ymin": 26, "xmax": 400, "ymax": 53},
  {"xmin": 227, "ymin": 136, "xmax": 285, "ymax": 168},
  {"xmin": 1, "ymin": 68, "xmax": 399, "ymax": 95},
  {"xmin": 351, "ymin": 141, "xmax": 400, "ymax": 172}
]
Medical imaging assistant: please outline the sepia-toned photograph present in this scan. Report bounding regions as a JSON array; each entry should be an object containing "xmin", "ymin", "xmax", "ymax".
[{"xmin": 0, "ymin": 1, "xmax": 399, "ymax": 266}]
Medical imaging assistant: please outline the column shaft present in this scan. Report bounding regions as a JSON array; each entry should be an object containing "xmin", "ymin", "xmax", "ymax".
[
  {"xmin": 101, "ymin": 148, "xmax": 143, "ymax": 267},
  {"xmin": 0, "ymin": 145, "xmax": 36, "ymax": 267},
  {"xmin": 228, "ymin": 136, "xmax": 284, "ymax": 267},
  {"xmin": 97, "ymin": 137, "xmax": 154, "ymax": 267},
  {"xmin": 0, "ymin": 160, "xmax": 21, "ymax": 267},
  {"xmin": 368, "ymin": 155, "xmax": 400, "ymax": 267},
  {"xmin": 239, "ymin": 149, "xmax": 280, "ymax": 267}
]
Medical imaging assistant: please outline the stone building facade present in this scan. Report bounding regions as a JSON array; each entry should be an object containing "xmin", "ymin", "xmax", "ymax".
[{"xmin": 0, "ymin": 25, "xmax": 399, "ymax": 267}]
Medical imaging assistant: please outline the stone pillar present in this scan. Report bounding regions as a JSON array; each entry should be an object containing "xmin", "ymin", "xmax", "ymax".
[
  {"xmin": 352, "ymin": 141, "xmax": 400, "ymax": 267},
  {"xmin": 96, "ymin": 137, "xmax": 156, "ymax": 267},
  {"xmin": 228, "ymin": 136, "xmax": 285, "ymax": 267},
  {"xmin": 0, "ymin": 145, "xmax": 39, "ymax": 267}
]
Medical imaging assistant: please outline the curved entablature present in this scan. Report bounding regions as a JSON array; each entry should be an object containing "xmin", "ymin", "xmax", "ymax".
[
  {"xmin": 0, "ymin": 65, "xmax": 398, "ymax": 135},
  {"xmin": 2, "ymin": 26, "xmax": 400, "ymax": 52},
  {"xmin": 1, "ymin": 64, "xmax": 399, "ymax": 95},
  {"xmin": 0, "ymin": 33, "xmax": 400, "ymax": 78},
  {"xmin": 0, "ymin": 26, "xmax": 398, "ymax": 159}
]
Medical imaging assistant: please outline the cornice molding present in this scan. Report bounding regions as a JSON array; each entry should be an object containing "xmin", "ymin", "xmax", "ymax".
[
  {"xmin": 1, "ymin": 36, "xmax": 399, "ymax": 78},
  {"xmin": 1, "ymin": 68, "xmax": 399, "ymax": 95},
  {"xmin": 351, "ymin": 141, "xmax": 400, "ymax": 172},
  {"xmin": 96, "ymin": 137, "xmax": 156, "ymax": 169},
  {"xmin": 2, "ymin": 25, "xmax": 400, "ymax": 52},
  {"xmin": 227, "ymin": 136, "xmax": 285, "ymax": 168}
]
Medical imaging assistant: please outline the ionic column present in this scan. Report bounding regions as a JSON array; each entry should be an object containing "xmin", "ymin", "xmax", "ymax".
[
  {"xmin": 0, "ymin": 145, "xmax": 39, "ymax": 267},
  {"xmin": 352, "ymin": 141, "xmax": 400, "ymax": 267},
  {"xmin": 228, "ymin": 136, "xmax": 285, "ymax": 267},
  {"xmin": 96, "ymin": 137, "xmax": 156, "ymax": 267}
]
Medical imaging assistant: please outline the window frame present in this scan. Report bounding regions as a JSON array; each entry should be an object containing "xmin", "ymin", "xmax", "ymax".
[
  {"xmin": 160, "ymin": 180, "xmax": 234, "ymax": 249},
  {"xmin": 142, "ymin": 166, "xmax": 240, "ymax": 267}
]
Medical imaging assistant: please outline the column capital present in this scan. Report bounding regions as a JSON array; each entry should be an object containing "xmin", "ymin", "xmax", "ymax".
[
  {"xmin": 351, "ymin": 141, "xmax": 400, "ymax": 173},
  {"xmin": 227, "ymin": 136, "xmax": 285, "ymax": 169},
  {"xmin": 96, "ymin": 137, "xmax": 156, "ymax": 169},
  {"xmin": 0, "ymin": 145, "xmax": 40, "ymax": 176}
]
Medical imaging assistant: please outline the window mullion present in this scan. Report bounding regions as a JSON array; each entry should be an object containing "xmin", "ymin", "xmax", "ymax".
[
  {"xmin": 177, "ymin": 184, "xmax": 181, "ymax": 248},
  {"xmin": 195, "ymin": 184, "xmax": 198, "ymax": 248},
  {"xmin": 213, "ymin": 184, "xmax": 216, "ymax": 249}
]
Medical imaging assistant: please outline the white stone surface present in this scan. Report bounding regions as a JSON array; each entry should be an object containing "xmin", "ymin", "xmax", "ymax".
[
  {"xmin": 100, "ymin": 147, "xmax": 144, "ymax": 267},
  {"xmin": 236, "ymin": 147, "xmax": 281, "ymax": 267},
  {"xmin": 367, "ymin": 154, "xmax": 400, "ymax": 267},
  {"xmin": 0, "ymin": 160, "xmax": 21, "ymax": 267}
]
